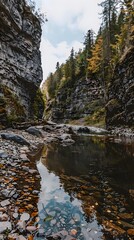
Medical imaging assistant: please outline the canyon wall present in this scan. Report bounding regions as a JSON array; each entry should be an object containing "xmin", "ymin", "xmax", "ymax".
[
  {"xmin": 106, "ymin": 47, "xmax": 134, "ymax": 128},
  {"xmin": 0, "ymin": 0, "xmax": 43, "ymax": 127}
]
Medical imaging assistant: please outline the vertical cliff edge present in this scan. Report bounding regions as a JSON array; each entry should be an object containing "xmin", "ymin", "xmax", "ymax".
[
  {"xmin": 106, "ymin": 47, "xmax": 134, "ymax": 129},
  {"xmin": 0, "ymin": 0, "xmax": 43, "ymax": 128}
]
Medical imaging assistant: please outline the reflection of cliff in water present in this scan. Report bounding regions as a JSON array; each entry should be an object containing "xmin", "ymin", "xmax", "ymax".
[
  {"xmin": 41, "ymin": 136, "xmax": 134, "ymax": 192},
  {"xmin": 39, "ymin": 136, "xmax": 134, "ymax": 239}
]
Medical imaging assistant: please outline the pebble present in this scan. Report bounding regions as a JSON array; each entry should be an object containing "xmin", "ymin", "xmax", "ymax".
[
  {"xmin": 0, "ymin": 199, "xmax": 10, "ymax": 207},
  {"xmin": 0, "ymin": 127, "xmax": 134, "ymax": 240},
  {"xmin": 0, "ymin": 213, "xmax": 8, "ymax": 221},
  {"xmin": 20, "ymin": 212, "xmax": 30, "ymax": 221},
  {"xmin": 0, "ymin": 221, "xmax": 12, "ymax": 232},
  {"xmin": 26, "ymin": 225, "xmax": 37, "ymax": 231}
]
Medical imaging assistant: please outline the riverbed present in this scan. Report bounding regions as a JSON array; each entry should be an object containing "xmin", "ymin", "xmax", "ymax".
[{"xmin": 0, "ymin": 127, "xmax": 134, "ymax": 239}]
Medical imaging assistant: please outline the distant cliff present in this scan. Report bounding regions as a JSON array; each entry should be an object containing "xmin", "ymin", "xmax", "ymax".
[
  {"xmin": 0, "ymin": 0, "xmax": 43, "ymax": 128},
  {"xmin": 106, "ymin": 47, "xmax": 134, "ymax": 129},
  {"xmin": 44, "ymin": 76, "xmax": 105, "ymax": 126}
]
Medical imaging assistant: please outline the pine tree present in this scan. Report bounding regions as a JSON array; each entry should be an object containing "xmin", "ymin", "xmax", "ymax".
[
  {"xmin": 83, "ymin": 29, "xmax": 94, "ymax": 77},
  {"xmin": 69, "ymin": 48, "xmax": 76, "ymax": 80},
  {"xmin": 55, "ymin": 62, "xmax": 62, "ymax": 87}
]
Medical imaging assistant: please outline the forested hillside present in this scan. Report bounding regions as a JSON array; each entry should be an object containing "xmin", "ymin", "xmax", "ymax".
[{"xmin": 43, "ymin": 0, "xmax": 134, "ymax": 127}]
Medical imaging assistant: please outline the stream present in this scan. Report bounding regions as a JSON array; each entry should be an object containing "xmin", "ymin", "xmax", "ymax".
[
  {"xmin": 35, "ymin": 135, "xmax": 134, "ymax": 239},
  {"xmin": 0, "ymin": 133, "xmax": 134, "ymax": 239}
]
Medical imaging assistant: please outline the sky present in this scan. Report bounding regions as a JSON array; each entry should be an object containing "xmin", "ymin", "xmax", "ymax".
[{"xmin": 34, "ymin": 0, "xmax": 102, "ymax": 81}]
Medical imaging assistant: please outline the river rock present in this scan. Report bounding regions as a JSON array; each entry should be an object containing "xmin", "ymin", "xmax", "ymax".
[
  {"xmin": 0, "ymin": 221, "xmax": 12, "ymax": 232},
  {"xmin": 20, "ymin": 212, "xmax": 30, "ymax": 221},
  {"xmin": 0, "ymin": 150, "xmax": 8, "ymax": 158},
  {"xmin": 1, "ymin": 133, "xmax": 30, "ymax": 146},
  {"xmin": 26, "ymin": 127, "xmax": 42, "ymax": 137},
  {"xmin": 0, "ymin": 199, "xmax": 10, "ymax": 207}
]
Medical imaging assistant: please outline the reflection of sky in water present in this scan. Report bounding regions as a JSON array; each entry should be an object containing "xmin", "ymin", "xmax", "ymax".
[{"xmin": 36, "ymin": 161, "xmax": 103, "ymax": 240}]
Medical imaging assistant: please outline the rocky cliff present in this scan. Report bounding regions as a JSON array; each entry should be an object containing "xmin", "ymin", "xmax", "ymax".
[
  {"xmin": 45, "ymin": 77, "xmax": 105, "ymax": 125},
  {"xmin": 106, "ymin": 47, "xmax": 134, "ymax": 128},
  {"xmin": 0, "ymin": 0, "xmax": 43, "ymax": 127}
]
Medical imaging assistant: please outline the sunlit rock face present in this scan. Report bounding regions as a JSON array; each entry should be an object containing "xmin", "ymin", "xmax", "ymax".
[
  {"xmin": 0, "ymin": 0, "xmax": 43, "ymax": 126},
  {"xmin": 106, "ymin": 47, "xmax": 134, "ymax": 128}
]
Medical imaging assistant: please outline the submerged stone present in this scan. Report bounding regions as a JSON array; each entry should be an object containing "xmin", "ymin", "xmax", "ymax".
[
  {"xmin": 0, "ymin": 221, "xmax": 12, "ymax": 233},
  {"xmin": 0, "ymin": 199, "xmax": 10, "ymax": 207}
]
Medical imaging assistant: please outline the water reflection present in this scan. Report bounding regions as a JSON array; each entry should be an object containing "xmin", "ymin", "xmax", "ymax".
[
  {"xmin": 36, "ymin": 135, "xmax": 134, "ymax": 239},
  {"xmin": 37, "ymin": 161, "xmax": 103, "ymax": 239}
]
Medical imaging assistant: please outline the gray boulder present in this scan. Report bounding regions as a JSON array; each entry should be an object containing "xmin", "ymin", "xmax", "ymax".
[{"xmin": 1, "ymin": 133, "xmax": 30, "ymax": 146}]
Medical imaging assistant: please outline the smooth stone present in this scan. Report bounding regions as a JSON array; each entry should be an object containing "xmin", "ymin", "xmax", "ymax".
[
  {"xmin": 0, "ymin": 208, "xmax": 5, "ymax": 213},
  {"xmin": 0, "ymin": 214, "xmax": 8, "ymax": 221},
  {"xmin": 26, "ymin": 225, "xmax": 37, "ymax": 231},
  {"xmin": 13, "ymin": 213, "xmax": 19, "ymax": 219},
  {"xmin": 0, "ymin": 221, "xmax": 12, "ymax": 232},
  {"xmin": 1, "ymin": 133, "xmax": 30, "ymax": 146},
  {"xmin": 20, "ymin": 154, "xmax": 28, "ymax": 160},
  {"xmin": 26, "ymin": 127, "xmax": 42, "ymax": 137},
  {"xmin": 20, "ymin": 212, "xmax": 30, "ymax": 221},
  {"xmin": 0, "ymin": 199, "xmax": 10, "ymax": 207},
  {"xmin": 0, "ymin": 150, "xmax": 8, "ymax": 158}
]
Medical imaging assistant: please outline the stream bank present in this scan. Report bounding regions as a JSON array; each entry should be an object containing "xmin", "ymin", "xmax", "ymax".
[{"xmin": 0, "ymin": 123, "xmax": 134, "ymax": 239}]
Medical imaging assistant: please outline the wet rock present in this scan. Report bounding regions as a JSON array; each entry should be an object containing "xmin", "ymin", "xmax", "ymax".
[
  {"xmin": 20, "ymin": 212, "xmax": 30, "ymax": 221},
  {"xmin": 26, "ymin": 127, "xmax": 42, "ymax": 137},
  {"xmin": 0, "ymin": 208, "xmax": 5, "ymax": 213},
  {"xmin": 0, "ymin": 214, "xmax": 8, "ymax": 221},
  {"xmin": 0, "ymin": 221, "xmax": 12, "ymax": 232},
  {"xmin": 26, "ymin": 225, "xmax": 37, "ymax": 231},
  {"xmin": 13, "ymin": 213, "xmax": 19, "ymax": 219},
  {"xmin": 17, "ymin": 220, "xmax": 26, "ymax": 230},
  {"xmin": 1, "ymin": 133, "xmax": 30, "ymax": 146},
  {"xmin": 0, "ymin": 199, "xmax": 10, "ymax": 207},
  {"xmin": 0, "ymin": 150, "xmax": 8, "ymax": 158},
  {"xmin": 1, "ymin": 189, "xmax": 11, "ymax": 197},
  {"xmin": 20, "ymin": 154, "xmax": 28, "ymax": 160}
]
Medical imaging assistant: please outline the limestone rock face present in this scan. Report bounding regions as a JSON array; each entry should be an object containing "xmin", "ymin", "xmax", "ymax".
[
  {"xmin": 45, "ymin": 77, "xmax": 104, "ymax": 123},
  {"xmin": 106, "ymin": 47, "xmax": 134, "ymax": 128},
  {"xmin": 0, "ymin": 0, "xmax": 43, "ymax": 127}
]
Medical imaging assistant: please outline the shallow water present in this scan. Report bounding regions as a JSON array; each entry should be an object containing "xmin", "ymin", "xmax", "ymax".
[{"xmin": 35, "ymin": 135, "xmax": 134, "ymax": 239}]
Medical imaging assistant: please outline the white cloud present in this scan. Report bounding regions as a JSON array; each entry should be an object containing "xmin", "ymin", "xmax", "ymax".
[
  {"xmin": 36, "ymin": 0, "xmax": 102, "ymax": 82},
  {"xmin": 40, "ymin": 38, "xmax": 83, "ymax": 80},
  {"xmin": 41, "ymin": 0, "xmax": 102, "ymax": 33}
]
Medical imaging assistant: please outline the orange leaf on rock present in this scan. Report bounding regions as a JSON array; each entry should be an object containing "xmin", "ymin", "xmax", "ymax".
[
  {"xmin": 31, "ymin": 211, "xmax": 38, "ymax": 217},
  {"xmin": 28, "ymin": 235, "xmax": 34, "ymax": 240},
  {"xmin": 18, "ymin": 208, "xmax": 25, "ymax": 213}
]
